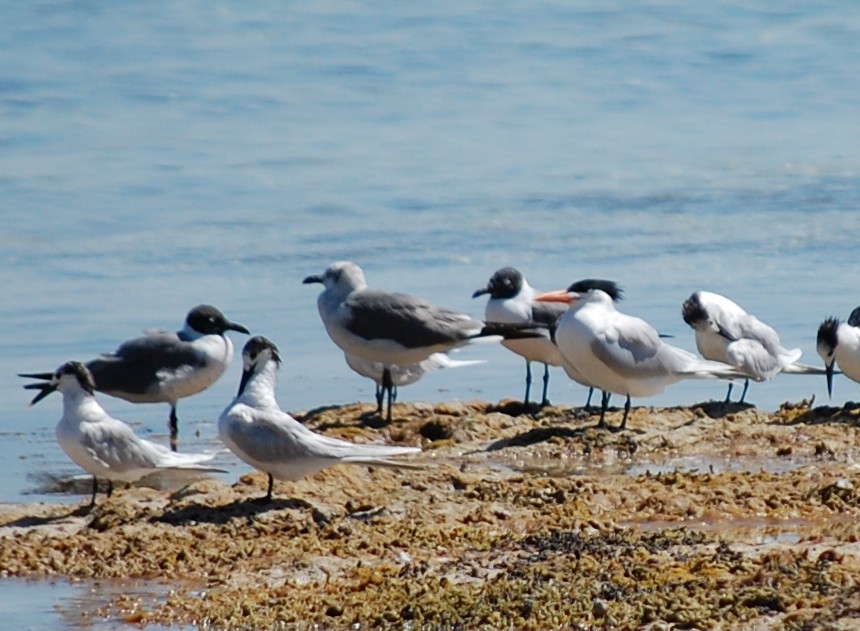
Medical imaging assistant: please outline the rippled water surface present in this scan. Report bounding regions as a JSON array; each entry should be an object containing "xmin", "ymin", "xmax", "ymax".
[{"xmin": 2, "ymin": 0, "xmax": 859, "ymax": 562}]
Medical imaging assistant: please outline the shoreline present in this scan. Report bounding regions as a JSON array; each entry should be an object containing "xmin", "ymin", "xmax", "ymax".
[{"xmin": 2, "ymin": 399, "xmax": 860, "ymax": 629}]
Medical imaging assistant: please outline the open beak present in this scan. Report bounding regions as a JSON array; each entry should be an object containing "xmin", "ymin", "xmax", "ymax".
[
  {"xmin": 24, "ymin": 382, "xmax": 57, "ymax": 406},
  {"xmin": 825, "ymin": 361, "xmax": 835, "ymax": 398},
  {"xmin": 302, "ymin": 274, "xmax": 323, "ymax": 285},
  {"xmin": 18, "ymin": 371, "xmax": 54, "ymax": 381},
  {"xmin": 535, "ymin": 289, "xmax": 578, "ymax": 304},
  {"xmin": 472, "ymin": 286, "xmax": 490, "ymax": 299}
]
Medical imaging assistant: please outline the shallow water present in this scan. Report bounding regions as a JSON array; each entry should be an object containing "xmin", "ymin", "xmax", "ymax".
[
  {"xmin": 1, "ymin": 1, "xmax": 860, "ymax": 624},
  {"xmin": 0, "ymin": 577, "xmax": 184, "ymax": 630}
]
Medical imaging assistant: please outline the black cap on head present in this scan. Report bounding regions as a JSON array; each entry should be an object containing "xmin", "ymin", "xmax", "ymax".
[
  {"xmin": 473, "ymin": 267, "xmax": 523, "ymax": 299},
  {"xmin": 187, "ymin": 305, "xmax": 249, "ymax": 336},
  {"xmin": 681, "ymin": 292, "xmax": 708, "ymax": 327},
  {"xmin": 242, "ymin": 335, "xmax": 281, "ymax": 366},
  {"xmin": 567, "ymin": 279, "xmax": 624, "ymax": 302},
  {"xmin": 847, "ymin": 306, "xmax": 860, "ymax": 328},
  {"xmin": 817, "ymin": 317, "xmax": 840, "ymax": 356}
]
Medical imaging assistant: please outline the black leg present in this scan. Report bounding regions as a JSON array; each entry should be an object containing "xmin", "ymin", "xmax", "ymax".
[
  {"xmin": 584, "ymin": 387, "xmax": 594, "ymax": 410},
  {"xmin": 374, "ymin": 383, "xmax": 384, "ymax": 415},
  {"xmin": 738, "ymin": 379, "xmax": 750, "ymax": 404},
  {"xmin": 382, "ymin": 368, "xmax": 393, "ymax": 423},
  {"xmin": 107, "ymin": 479, "xmax": 114, "ymax": 497},
  {"xmin": 265, "ymin": 474, "xmax": 274, "ymax": 502},
  {"xmin": 169, "ymin": 404, "xmax": 179, "ymax": 452},
  {"xmin": 618, "ymin": 395, "xmax": 631, "ymax": 431},
  {"xmin": 391, "ymin": 385, "xmax": 398, "ymax": 404},
  {"xmin": 596, "ymin": 390, "xmax": 611, "ymax": 429},
  {"xmin": 724, "ymin": 382, "xmax": 733, "ymax": 403},
  {"xmin": 540, "ymin": 363, "xmax": 551, "ymax": 408},
  {"xmin": 89, "ymin": 476, "xmax": 98, "ymax": 508},
  {"xmin": 523, "ymin": 361, "xmax": 532, "ymax": 406}
]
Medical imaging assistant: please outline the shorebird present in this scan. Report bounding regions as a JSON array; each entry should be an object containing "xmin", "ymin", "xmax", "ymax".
[
  {"xmin": 536, "ymin": 286, "xmax": 743, "ymax": 430},
  {"xmin": 303, "ymin": 261, "xmax": 540, "ymax": 422},
  {"xmin": 24, "ymin": 361, "xmax": 224, "ymax": 510},
  {"xmin": 473, "ymin": 267, "xmax": 565, "ymax": 407},
  {"xmin": 20, "ymin": 305, "xmax": 249, "ymax": 451},
  {"xmin": 473, "ymin": 269, "xmax": 624, "ymax": 410},
  {"xmin": 219, "ymin": 336, "xmax": 421, "ymax": 502},
  {"xmin": 683, "ymin": 291, "xmax": 826, "ymax": 403},
  {"xmin": 817, "ymin": 305, "xmax": 860, "ymax": 397}
]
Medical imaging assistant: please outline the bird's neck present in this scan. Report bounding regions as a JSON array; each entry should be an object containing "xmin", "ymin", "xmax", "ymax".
[
  {"xmin": 61, "ymin": 388, "xmax": 107, "ymax": 423},
  {"xmin": 238, "ymin": 362, "xmax": 280, "ymax": 409}
]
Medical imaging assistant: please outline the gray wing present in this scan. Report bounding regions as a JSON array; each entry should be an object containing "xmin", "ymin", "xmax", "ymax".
[
  {"xmin": 530, "ymin": 301, "xmax": 568, "ymax": 328},
  {"xmin": 87, "ymin": 333, "xmax": 205, "ymax": 395},
  {"xmin": 80, "ymin": 421, "xmax": 164, "ymax": 474},
  {"xmin": 224, "ymin": 408, "xmax": 353, "ymax": 464},
  {"xmin": 343, "ymin": 289, "xmax": 481, "ymax": 348},
  {"xmin": 590, "ymin": 317, "xmax": 669, "ymax": 378}
]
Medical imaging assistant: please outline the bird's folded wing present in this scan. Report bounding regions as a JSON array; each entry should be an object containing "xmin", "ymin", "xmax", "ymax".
[{"xmin": 343, "ymin": 289, "xmax": 480, "ymax": 347}]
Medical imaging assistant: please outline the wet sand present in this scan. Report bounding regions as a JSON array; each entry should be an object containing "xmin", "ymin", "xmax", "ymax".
[{"xmin": 2, "ymin": 399, "xmax": 860, "ymax": 629}]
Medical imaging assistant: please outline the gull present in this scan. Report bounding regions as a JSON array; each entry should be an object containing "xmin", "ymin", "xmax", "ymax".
[
  {"xmin": 344, "ymin": 352, "xmax": 484, "ymax": 417},
  {"xmin": 473, "ymin": 268, "xmax": 624, "ymax": 409},
  {"xmin": 682, "ymin": 291, "xmax": 826, "ymax": 403},
  {"xmin": 219, "ymin": 336, "xmax": 422, "ymax": 502},
  {"xmin": 303, "ymin": 261, "xmax": 540, "ymax": 422},
  {"xmin": 23, "ymin": 361, "xmax": 224, "ymax": 510},
  {"xmin": 20, "ymin": 304, "xmax": 249, "ymax": 451},
  {"xmin": 536, "ymin": 286, "xmax": 744, "ymax": 430},
  {"xmin": 817, "ymin": 305, "xmax": 860, "ymax": 397}
]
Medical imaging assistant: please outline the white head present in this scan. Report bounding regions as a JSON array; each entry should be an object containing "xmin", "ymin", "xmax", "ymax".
[{"xmin": 302, "ymin": 261, "xmax": 367, "ymax": 298}]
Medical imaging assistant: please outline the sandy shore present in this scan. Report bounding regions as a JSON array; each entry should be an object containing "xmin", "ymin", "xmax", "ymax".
[{"xmin": 2, "ymin": 398, "xmax": 860, "ymax": 629}]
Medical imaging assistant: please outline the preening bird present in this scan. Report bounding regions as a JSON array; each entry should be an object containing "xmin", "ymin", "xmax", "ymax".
[{"xmin": 682, "ymin": 291, "xmax": 826, "ymax": 403}]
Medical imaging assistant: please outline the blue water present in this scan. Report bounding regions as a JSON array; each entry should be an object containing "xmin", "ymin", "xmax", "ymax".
[{"xmin": 1, "ymin": 2, "xmax": 860, "ymax": 623}]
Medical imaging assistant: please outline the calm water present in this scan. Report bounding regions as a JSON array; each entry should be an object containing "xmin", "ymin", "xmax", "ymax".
[{"xmin": 1, "ymin": 1, "xmax": 860, "ymax": 624}]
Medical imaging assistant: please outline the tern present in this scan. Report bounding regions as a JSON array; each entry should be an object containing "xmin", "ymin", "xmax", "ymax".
[
  {"xmin": 536, "ymin": 286, "xmax": 744, "ymax": 430},
  {"xmin": 344, "ymin": 352, "xmax": 484, "ymax": 417},
  {"xmin": 20, "ymin": 305, "xmax": 249, "ymax": 451},
  {"xmin": 682, "ymin": 291, "xmax": 826, "ymax": 403},
  {"xmin": 219, "ymin": 336, "xmax": 422, "ymax": 502},
  {"xmin": 817, "ymin": 306, "xmax": 860, "ymax": 397},
  {"xmin": 473, "ymin": 269, "xmax": 624, "ymax": 409},
  {"xmin": 303, "ymin": 261, "xmax": 541, "ymax": 422},
  {"xmin": 24, "ymin": 361, "xmax": 224, "ymax": 510}
]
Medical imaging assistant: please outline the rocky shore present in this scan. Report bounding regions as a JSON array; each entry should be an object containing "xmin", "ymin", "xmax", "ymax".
[{"xmin": 2, "ymin": 399, "xmax": 860, "ymax": 629}]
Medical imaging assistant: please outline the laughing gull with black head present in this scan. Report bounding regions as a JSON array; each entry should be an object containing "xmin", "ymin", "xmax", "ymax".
[
  {"xmin": 473, "ymin": 268, "xmax": 626, "ymax": 409},
  {"xmin": 24, "ymin": 361, "xmax": 224, "ymax": 511},
  {"xmin": 20, "ymin": 305, "xmax": 249, "ymax": 452},
  {"xmin": 303, "ymin": 261, "xmax": 541, "ymax": 422}
]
